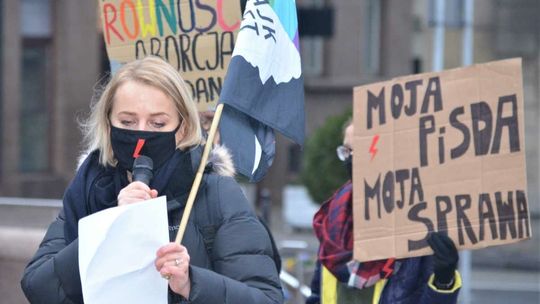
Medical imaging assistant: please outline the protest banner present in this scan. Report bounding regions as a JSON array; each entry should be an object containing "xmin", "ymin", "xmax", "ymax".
[
  {"xmin": 353, "ymin": 58, "xmax": 532, "ymax": 262},
  {"xmin": 99, "ymin": 0, "xmax": 241, "ymax": 111}
]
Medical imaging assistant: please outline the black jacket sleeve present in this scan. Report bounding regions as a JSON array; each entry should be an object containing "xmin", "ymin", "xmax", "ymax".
[
  {"xmin": 187, "ymin": 176, "xmax": 283, "ymax": 304},
  {"xmin": 21, "ymin": 211, "xmax": 83, "ymax": 304}
]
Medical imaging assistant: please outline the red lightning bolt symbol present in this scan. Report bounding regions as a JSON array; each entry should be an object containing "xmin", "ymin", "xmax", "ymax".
[
  {"xmin": 382, "ymin": 258, "xmax": 395, "ymax": 278},
  {"xmin": 369, "ymin": 135, "xmax": 380, "ymax": 161}
]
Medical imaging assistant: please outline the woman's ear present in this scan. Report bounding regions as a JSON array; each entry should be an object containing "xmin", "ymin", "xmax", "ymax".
[{"xmin": 175, "ymin": 121, "xmax": 186, "ymax": 145}]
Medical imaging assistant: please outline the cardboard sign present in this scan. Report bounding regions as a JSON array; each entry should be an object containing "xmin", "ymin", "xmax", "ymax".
[
  {"xmin": 353, "ymin": 58, "xmax": 532, "ymax": 262},
  {"xmin": 99, "ymin": 0, "xmax": 241, "ymax": 111}
]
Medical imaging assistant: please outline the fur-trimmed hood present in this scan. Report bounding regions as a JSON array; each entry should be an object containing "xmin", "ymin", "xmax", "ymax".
[{"xmin": 206, "ymin": 144, "xmax": 235, "ymax": 177}]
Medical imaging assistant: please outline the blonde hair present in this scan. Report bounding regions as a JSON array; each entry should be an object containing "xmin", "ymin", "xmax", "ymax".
[
  {"xmin": 81, "ymin": 56, "xmax": 204, "ymax": 167},
  {"xmin": 343, "ymin": 117, "xmax": 353, "ymax": 137}
]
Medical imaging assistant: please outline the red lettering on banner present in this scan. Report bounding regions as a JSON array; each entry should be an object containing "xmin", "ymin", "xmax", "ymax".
[
  {"xmin": 103, "ymin": 3, "xmax": 125, "ymax": 45},
  {"xmin": 217, "ymin": 0, "xmax": 240, "ymax": 31},
  {"xmin": 120, "ymin": 0, "xmax": 140, "ymax": 40}
]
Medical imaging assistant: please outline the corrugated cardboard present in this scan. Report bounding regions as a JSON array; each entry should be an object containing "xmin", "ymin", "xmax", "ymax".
[
  {"xmin": 99, "ymin": 0, "xmax": 241, "ymax": 111},
  {"xmin": 353, "ymin": 58, "xmax": 532, "ymax": 262}
]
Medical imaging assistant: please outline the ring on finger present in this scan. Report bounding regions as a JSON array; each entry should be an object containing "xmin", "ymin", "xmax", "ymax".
[{"xmin": 175, "ymin": 258, "xmax": 181, "ymax": 266}]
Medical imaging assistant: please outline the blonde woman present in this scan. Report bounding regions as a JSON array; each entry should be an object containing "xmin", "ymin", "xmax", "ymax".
[{"xmin": 21, "ymin": 57, "xmax": 283, "ymax": 304}]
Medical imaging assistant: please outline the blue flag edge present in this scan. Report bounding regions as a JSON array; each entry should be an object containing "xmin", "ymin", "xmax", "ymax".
[
  {"xmin": 219, "ymin": 56, "xmax": 305, "ymax": 146},
  {"xmin": 220, "ymin": 105, "xmax": 276, "ymax": 182}
]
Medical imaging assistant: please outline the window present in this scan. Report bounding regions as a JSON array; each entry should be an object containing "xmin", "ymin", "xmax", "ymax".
[
  {"xmin": 301, "ymin": 37, "xmax": 324, "ymax": 77},
  {"xmin": 428, "ymin": 0, "xmax": 464, "ymax": 28},
  {"xmin": 20, "ymin": 43, "xmax": 51, "ymax": 172},
  {"xmin": 19, "ymin": 0, "xmax": 53, "ymax": 172},
  {"xmin": 363, "ymin": 0, "xmax": 381, "ymax": 75},
  {"xmin": 21, "ymin": 0, "xmax": 52, "ymax": 37},
  {"xmin": 300, "ymin": 0, "xmax": 325, "ymax": 77},
  {"xmin": 288, "ymin": 144, "xmax": 303, "ymax": 174},
  {"xmin": 0, "ymin": 0, "xmax": 3, "ymax": 177},
  {"xmin": 494, "ymin": 0, "xmax": 539, "ymax": 58}
]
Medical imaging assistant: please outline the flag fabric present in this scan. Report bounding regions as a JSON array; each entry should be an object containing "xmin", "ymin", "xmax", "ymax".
[{"xmin": 219, "ymin": 0, "xmax": 305, "ymax": 182}]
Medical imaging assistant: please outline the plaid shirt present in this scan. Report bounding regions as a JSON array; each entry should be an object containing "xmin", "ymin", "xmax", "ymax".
[{"xmin": 313, "ymin": 181, "xmax": 395, "ymax": 288}]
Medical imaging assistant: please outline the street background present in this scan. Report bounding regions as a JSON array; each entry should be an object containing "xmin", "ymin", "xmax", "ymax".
[{"xmin": 1, "ymin": 0, "xmax": 539, "ymax": 303}]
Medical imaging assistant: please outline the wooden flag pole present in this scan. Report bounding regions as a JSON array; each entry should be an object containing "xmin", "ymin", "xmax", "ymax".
[{"xmin": 175, "ymin": 103, "xmax": 224, "ymax": 244}]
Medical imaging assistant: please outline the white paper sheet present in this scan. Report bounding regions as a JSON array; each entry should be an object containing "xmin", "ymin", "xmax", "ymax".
[{"xmin": 78, "ymin": 196, "xmax": 169, "ymax": 304}]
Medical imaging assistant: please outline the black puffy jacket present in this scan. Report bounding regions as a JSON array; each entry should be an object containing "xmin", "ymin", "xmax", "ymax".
[{"xmin": 21, "ymin": 146, "xmax": 283, "ymax": 304}]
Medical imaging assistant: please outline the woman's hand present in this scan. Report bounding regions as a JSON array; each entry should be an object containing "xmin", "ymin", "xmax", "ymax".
[
  {"xmin": 117, "ymin": 181, "xmax": 158, "ymax": 206},
  {"xmin": 155, "ymin": 243, "xmax": 191, "ymax": 298},
  {"xmin": 428, "ymin": 232, "xmax": 459, "ymax": 289}
]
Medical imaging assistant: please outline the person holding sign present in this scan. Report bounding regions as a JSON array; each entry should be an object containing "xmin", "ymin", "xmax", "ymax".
[
  {"xmin": 21, "ymin": 57, "xmax": 283, "ymax": 304},
  {"xmin": 306, "ymin": 119, "xmax": 462, "ymax": 304}
]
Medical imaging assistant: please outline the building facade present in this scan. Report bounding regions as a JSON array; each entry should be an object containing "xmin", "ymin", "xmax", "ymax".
[
  {"xmin": 411, "ymin": 0, "xmax": 540, "ymax": 212},
  {"xmin": 1, "ymin": 0, "xmax": 539, "ymax": 302},
  {"xmin": 1, "ymin": 0, "xmax": 101, "ymax": 198},
  {"xmin": 261, "ymin": 0, "xmax": 540, "ymax": 217},
  {"xmin": 1, "ymin": 1, "xmax": 539, "ymax": 210},
  {"xmin": 260, "ymin": 0, "xmax": 416, "ymax": 206}
]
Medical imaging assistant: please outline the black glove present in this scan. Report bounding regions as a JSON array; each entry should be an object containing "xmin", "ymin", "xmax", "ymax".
[{"xmin": 427, "ymin": 232, "xmax": 459, "ymax": 289}]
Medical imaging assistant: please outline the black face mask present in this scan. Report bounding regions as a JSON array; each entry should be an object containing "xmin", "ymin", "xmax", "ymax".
[
  {"xmin": 344, "ymin": 155, "xmax": 353, "ymax": 180},
  {"xmin": 110, "ymin": 125, "xmax": 179, "ymax": 171}
]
